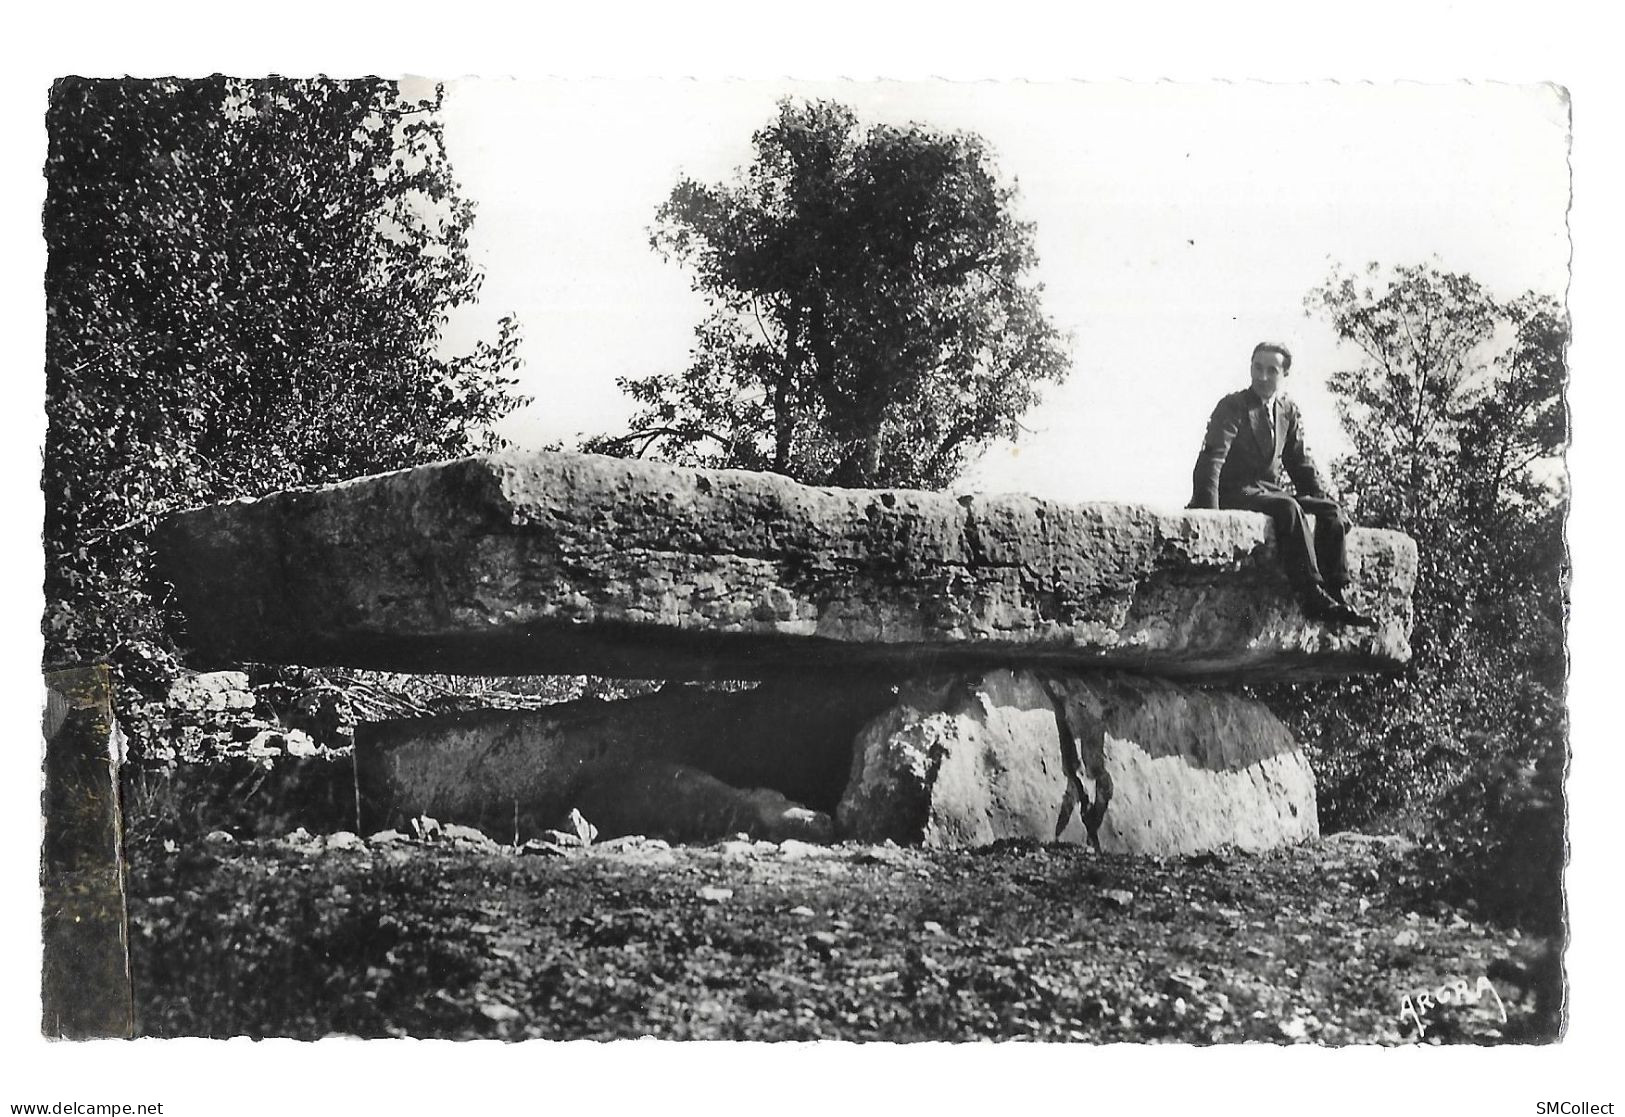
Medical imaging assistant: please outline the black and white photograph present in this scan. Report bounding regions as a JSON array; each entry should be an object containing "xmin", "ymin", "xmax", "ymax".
[{"xmin": 8, "ymin": 7, "xmax": 1622, "ymax": 1115}]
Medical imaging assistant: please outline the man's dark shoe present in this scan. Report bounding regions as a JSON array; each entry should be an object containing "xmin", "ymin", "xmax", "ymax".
[
  {"xmin": 1337, "ymin": 602, "xmax": 1379, "ymax": 629},
  {"xmin": 1304, "ymin": 585, "xmax": 1379, "ymax": 628},
  {"xmin": 1326, "ymin": 584, "xmax": 1379, "ymax": 627},
  {"xmin": 1301, "ymin": 585, "xmax": 1344, "ymax": 622}
]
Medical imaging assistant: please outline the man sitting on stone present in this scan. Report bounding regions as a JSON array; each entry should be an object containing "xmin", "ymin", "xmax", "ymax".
[{"xmin": 1189, "ymin": 341, "xmax": 1376, "ymax": 627}]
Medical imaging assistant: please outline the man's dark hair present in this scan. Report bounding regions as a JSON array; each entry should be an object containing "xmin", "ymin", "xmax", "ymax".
[{"xmin": 1252, "ymin": 341, "xmax": 1293, "ymax": 372}]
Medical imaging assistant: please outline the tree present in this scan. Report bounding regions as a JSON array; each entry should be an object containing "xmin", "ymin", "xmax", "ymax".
[
  {"xmin": 585, "ymin": 98, "xmax": 1070, "ymax": 490},
  {"xmin": 1307, "ymin": 262, "xmax": 1566, "ymax": 683},
  {"xmin": 1275, "ymin": 262, "xmax": 1567, "ymax": 840},
  {"xmin": 44, "ymin": 77, "xmax": 528, "ymax": 664}
]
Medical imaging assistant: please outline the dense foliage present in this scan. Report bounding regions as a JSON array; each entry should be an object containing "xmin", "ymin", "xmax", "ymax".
[
  {"xmin": 1268, "ymin": 263, "xmax": 1567, "ymax": 926},
  {"xmin": 44, "ymin": 77, "xmax": 527, "ymax": 665},
  {"xmin": 585, "ymin": 98, "xmax": 1070, "ymax": 489}
]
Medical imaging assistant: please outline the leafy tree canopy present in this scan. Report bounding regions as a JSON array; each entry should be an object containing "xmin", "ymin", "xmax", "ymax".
[
  {"xmin": 585, "ymin": 98, "xmax": 1070, "ymax": 490},
  {"xmin": 1309, "ymin": 262, "xmax": 1565, "ymax": 535},
  {"xmin": 1307, "ymin": 262, "xmax": 1566, "ymax": 677},
  {"xmin": 44, "ymin": 76, "xmax": 528, "ymax": 664},
  {"xmin": 1275, "ymin": 261, "xmax": 1567, "ymax": 835}
]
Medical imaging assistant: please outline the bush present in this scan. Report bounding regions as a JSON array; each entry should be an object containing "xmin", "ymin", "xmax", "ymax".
[{"xmin": 43, "ymin": 77, "xmax": 526, "ymax": 665}]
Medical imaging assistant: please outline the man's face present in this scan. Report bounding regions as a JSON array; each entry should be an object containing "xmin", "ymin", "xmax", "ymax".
[{"xmin": 1250, "ymin": 349, "xmax": 1288, "ymax": 400}]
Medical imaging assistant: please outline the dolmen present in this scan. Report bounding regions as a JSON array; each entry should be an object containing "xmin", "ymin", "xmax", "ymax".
[{"xmin": 155, "ymin": 450, "xmax": 1417, "ymax": 855}]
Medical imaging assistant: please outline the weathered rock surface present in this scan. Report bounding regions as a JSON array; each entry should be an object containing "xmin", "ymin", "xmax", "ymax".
[
  {"xmin": 121, "ymin": 669, "xmax": 331, "ymax": 767},
  {"xmin": 574, "ymin": 760, "xmax": 836, "ymax": 844},
  {"xmin": 155, "ymin": 451, "xmax": 1415, "ymax": 682},
  {"xmin": 354, "ymin": 679, "xmax": 899, "ymax": 841},
  {"xmin": 837, "ymin": 669, "xmax": 1317, "ymax": 856},
  {"xmin": 358, "ymin": 667, "xmax": 1314, "ymax": 854}
]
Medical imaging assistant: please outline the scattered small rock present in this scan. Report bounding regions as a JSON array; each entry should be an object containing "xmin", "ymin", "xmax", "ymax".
[
  {"xmin": 595, "ymin": 834, "xmax": 644, "ymax": 850},
  {"xmin": 1103, "ymin": 889, "xmax": 1135, "ymax": 910},
  {"xmin": 556, "ymin": 808, "xmax": 598, "ymax": 845},
  {"xmin": 854, "ymin": 844, "xmax": 906, "ymax": 865},
  {"xmin": 367, "ymin": 829, "xmax": 408, "ymax": 845},
  {"xmin": 596, "ymin": 835, "xmax": 671, "ymax": 852},
  {"xmin": 324, "ymin": 832, "xmax": 366, "ymax": 852},
  {"xmin": 788, "ymin": 906, "xmax": 816, "ymax": 918},
  {"xmin": 168, "ymin": 671, "xmax": 256, "ymax": 715},
  {"xmin": 716, "ymin": 839, "xmax": 757, "ymax": 858},
  {"xmin": 278, "ymin": 828, "xmax": 322, "ymax": 853},
  {"xmin": 697, "ymin": 885, "xmax": 734, "ymax": 904},
  {"xmin": 246, "ymin": 735, "xmax": 282, "ymax": 760},
  {"xmin": 282, "ymin": 730, "xmax": 320, "ymax": 758},
  {"xmin": 1166, "ymin": 971, "xmax": 1208, "ymax": 997},
  {"xmin": 540, "ymin": 829, "xmax": 586, "ymax": 848},
  {"xmin": 478, "ymin": 1002, "xmax": 523, "ymax": 1024},
  {"xmin": 442, "ymin": 824, "xmax": 498, "ymax": 849},
  {"xmin": 520, "ymin": 839, "xmax": 570, "ymax": 858},
  {"xmin": 202, "ymin": 830, "xmax": 236, "ymax": 846},
  {"xmin": 922, "ymin": 920, "xmax": 945, "ymax": 935},
  {"xmin": 1324, "ymin": 831, "xmax": 1415, "ymax": 852}
]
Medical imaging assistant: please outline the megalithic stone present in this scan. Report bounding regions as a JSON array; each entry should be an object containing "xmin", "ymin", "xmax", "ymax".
[
  {"xmin": 153, "ymin": 451, "xmax": 1416, "ymax": 682},
  {"xmin": 355, "ymin": 667, "xmax": 1318, "ymax": 855},
  {"xmin": 355, "ymin": 678, "xmax": 901, "ymax": 839},
  {"xmin": 837, "ymin": 669, "xmax": 1318, "ymax": 855},
  {"xmin": 42, "ymin": 666, "xmax": 135, "ymax": 1038}
]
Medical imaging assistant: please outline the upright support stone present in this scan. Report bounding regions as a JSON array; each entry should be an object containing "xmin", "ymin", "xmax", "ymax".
[
  {"xmin": 837, "ymin": 669, "xmax": 1317, "ymax": 855},
  {"xmin": 357, "ymin": 667, "xmax": 1317, "ymax": 854},
  {"xmin": 355, "ymin": 679, "xmax": 899, "ymax": 842},
  {"xmin": 42, "ymin": 666, "xmax": 135, "ymax": 1038}
]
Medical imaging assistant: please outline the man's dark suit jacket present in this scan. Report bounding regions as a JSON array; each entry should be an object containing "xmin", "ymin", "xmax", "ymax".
[{"xmin": 1189, "ymin": 388, "xmax": 1329, "ymax": 509}]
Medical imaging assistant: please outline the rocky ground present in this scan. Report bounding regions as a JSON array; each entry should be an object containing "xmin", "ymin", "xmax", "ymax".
[
  {"xmin": 106, "ymin": 660, "xmax": 1563, "ymax": 1044},
  {"xmin": 124, "ymin": 824, "xmax": 1561, "ymax": 1043}
]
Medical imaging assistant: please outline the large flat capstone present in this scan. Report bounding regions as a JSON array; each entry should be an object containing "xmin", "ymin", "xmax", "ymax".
[{"xmin": 155, "ymin": 450, "xmax": 1416, "ymax": 682}]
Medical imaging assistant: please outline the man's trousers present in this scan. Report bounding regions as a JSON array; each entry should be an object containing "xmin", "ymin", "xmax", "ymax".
[{"xmin": 1221, "ymin": 490, "xmax": 1350, "ymax": 592}]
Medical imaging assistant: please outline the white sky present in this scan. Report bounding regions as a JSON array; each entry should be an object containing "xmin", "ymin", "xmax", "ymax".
[{"xmin": 434, "ymin": 79, "xmax": 1571, "ymax": 509}]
